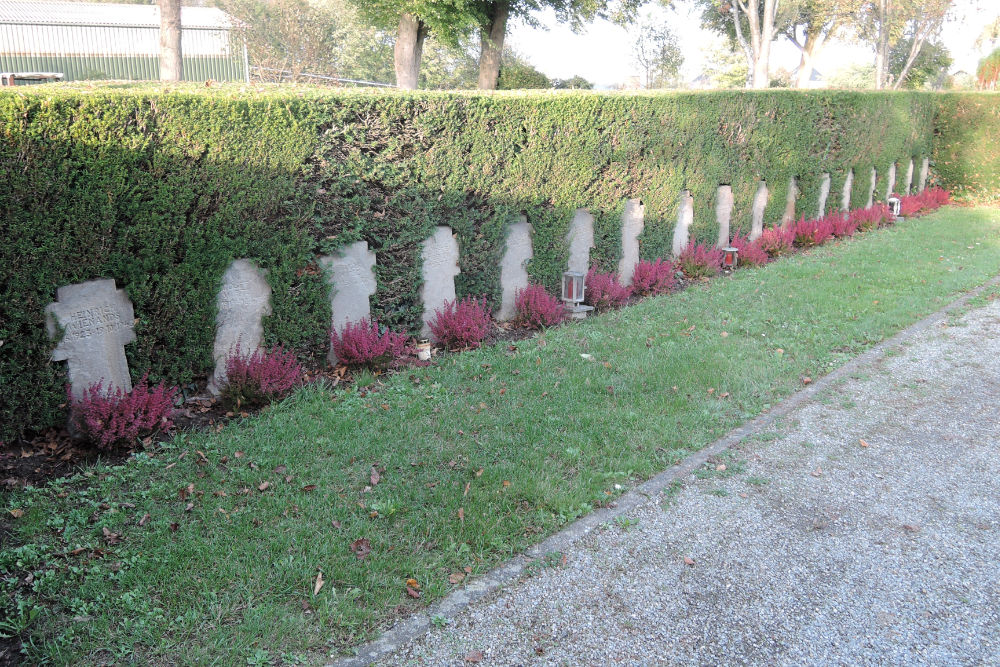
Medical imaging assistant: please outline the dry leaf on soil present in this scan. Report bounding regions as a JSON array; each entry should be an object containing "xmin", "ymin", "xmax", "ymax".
[
  {"xmin": 314, "ymin": 571, "xmax": 324, "ymax": 595},
  {"xmin": 350, "ymin": 537, "xmax": 372, "ymax": 560}
]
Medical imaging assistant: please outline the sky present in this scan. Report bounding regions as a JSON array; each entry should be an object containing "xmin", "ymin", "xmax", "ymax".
[{"xmin": 507, "ymin": 0, "xmax": 1000, "ymax": 89}]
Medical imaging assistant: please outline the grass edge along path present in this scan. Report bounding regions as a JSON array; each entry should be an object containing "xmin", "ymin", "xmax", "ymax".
[{"xmin": 3, "ymin": 207, "xmax": 1000, "ymax": 665}]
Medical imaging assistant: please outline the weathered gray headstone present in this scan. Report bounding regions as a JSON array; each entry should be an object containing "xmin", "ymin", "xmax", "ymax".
[
  {"xmin": 46, "ymin": 278, "xmax": 136, "ymax": 400},
  {"xmin": 497, "ymin": 217, "xmax": 533, "ymax": 321},
  {"xmin": 716, "ymin": 185, "xmax": 734, "ymax": 247},
  {"xmin": 904, "ymin": 159, "xmax": 914, "ymax": 194},
  {"xmin": 320, "ymin": 241, "xmax": 378, "ymax": 362},
  {"xmin": 840, "ymin": 169, "xmax": 854, "ymax": 211},
  {"xmin": 208, "ymin": 259, "xmax": 272, "ymax": 394},
  {"xmin": 672, "ymin": 190, "xmax": 694, "ymax": 257},
  {"xmin": 867, "ymin": 167, "xmax": 878, "ymax": 208},
  {"xmin": 781, "ymin": 177, "xmax": 798, "ymax": 227},
  {"xmin": 566, "ymin": 208, "xmax": 595, "ymax": 274},
  {"xmin": 750, "ymin": 181, "xmax": 769, "ymax": 241},
  {"xmin": 886, "ymin": 162, "xmax": 897, "ymax": 199},
  {"xmin": 817, "ymin": 172, "xmax": 831, "ymax": 218},
  {"xmin": 618, "ymin": 199, "xmax": 645, "ymax": 285},
  {"xmin": 919, "ymin": 157, "xmax": 930, "ymax": 192},
  {"xmin": 420, "ymin": 226, "xmax": 460, "ymax": 338}
]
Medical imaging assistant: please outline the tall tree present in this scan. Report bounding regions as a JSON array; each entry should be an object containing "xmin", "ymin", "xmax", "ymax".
[
  {"xmin": 858, "ymin": 0, "xmax": 953, "ymax": 90},
  {"xmin": 159, "ymin": 0, "xmax": 182, "ymax": 81},
  {"xmin": 474, "ymin": 0, "xmax": 645, "ymax": 90},
  {"xmin": 780, "ymin": 0, "xmax": 858, "ymax": 88},
  {"xmin": 698, "ymin": 0, "xmax": 780, "ymax": 88},
  {"xmin": 351, "ymin": 0, "xmax": 479, "ymax": 89},
  {"xmin": 633, "ymin": 19, "xmax": 683, "ymax": 88}
]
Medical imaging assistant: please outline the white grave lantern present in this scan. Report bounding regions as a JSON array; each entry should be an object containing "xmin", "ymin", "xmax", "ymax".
[
  {"xmin": 887, "ymin": 196, "xmax": 902, "ymax": 218},
  {"xmin": 561, "ymin": 271, "xmax": 593, "ymax": 319},
  {"xmin": 722, "ymin": 246, "xmax": 739, "ymax": 270}
]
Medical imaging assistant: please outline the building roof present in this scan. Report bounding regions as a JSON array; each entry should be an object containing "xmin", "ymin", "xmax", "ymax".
[{"xmin": 0, "ymin": 1, "xmax": 234, "ymax": 29}]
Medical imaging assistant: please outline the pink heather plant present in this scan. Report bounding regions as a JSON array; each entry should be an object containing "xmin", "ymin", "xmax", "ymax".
[
  {"xmin": 791, "ymin": 215, "xmax": 834, "ymax": 247},
  {"xmin": 730, "ymin": 234, "xmax": 769, "ymax": 268},
  {"xmin": 849, "ymin": 204, "xmax": 891, "ymax": 232},
  {"xmin": 222, "ymin": 345, "xmax": 302, "ymax": 409},
  {"xmin": 900, "ymin": 188, "xmax": 950, "ymax": 217},
  {"xmin": 514, "ymin": 284, "xmax": 566, "ymax": 329},
  {"xmin": 755, "ymin": 226, "xmax": 795, "ymax": 258},
  {"xmin": 829, "ymin": 212, "xmax": 858, "ymax": 238},
  {"xmin": 630, "ymin": 258, "xmax": 677, "ymax": 296},
  {"xmin": 331, "ymin": 318, "xmax": 409, "ymax": 368},
  {"xmin": 429, "ymin": 296, "xmax": 492, "ymax": 349},
  {"xmin": 584, "ymin": 268, "xmax": 633, "ymax": 310},
  {"xmin": 71, "ymin": 374, "xmax": 177, "ymax": 450},
  {"xmin": 677, "ymin": 242, "xmax": 724, "ymax": 279}
]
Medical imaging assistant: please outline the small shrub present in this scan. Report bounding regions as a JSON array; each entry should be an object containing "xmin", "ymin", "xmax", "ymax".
[
  {"xmin": 429, "ymin": 296, "xmax": 492, "ymax": 349},
  {"xmin": 829, "ymin": 212, "xmax": 858, "ymax": 237},
  {"xmin": 222, "ymin": 345, "xmax": 302, "ymax": 409},
  {"xmin": 755, "ymin": 226, "xmax": 794, "ymax": 258},
  {"xmin": 71, "ymin": 374, "xmax": 177, "ymax": 450},
  {"xmin": 677, "ymin": 243, "xmax": 723, "ymax": 279},
  {"xmin": 331, "ymin": 318, "xmax": 409, "ymax": 367},
  {"xmin": 849, "ymin": 204, "xmax": 891, "ymax": 232},
  {"xmin": 730, "ymin": 234, "xmax": 769, "ymax": 268},
  {"xmin": 630, "ymin": 258, "xmax": 677, "ymax": 296},
  {"xmin": 584, "ymin": 268, "xmax": 633, "ymax": 310},
  {"xmin": 514, "ymin": 284, "xmax": 566, "ymax": 329},
  {"xmin": 900, "ymin": 187, "xmax": 951, "ymax": 217},
  {"xmin": 791, "ymin": 215, "xmax": 834, "ymax": 247}
]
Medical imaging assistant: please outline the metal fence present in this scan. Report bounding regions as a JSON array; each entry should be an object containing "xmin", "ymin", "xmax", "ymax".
[{"xmin": 0, "ymin": 21, "xmax": 248, "ymax": 83}]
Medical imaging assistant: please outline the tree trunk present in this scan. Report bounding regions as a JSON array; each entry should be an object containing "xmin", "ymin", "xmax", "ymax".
[
  {"xmin": 753, "ymin": 0, "xmax": 777, "ymax": 89},
  {"xmin": 394, "ymin": 13, "xmax": 428, "ymax": 90},
  {"xmin": 478, "ymin": 1, "xmax": 510, "ymax": 90},
  {"xmin": 729, "ymin": 3, "xmax": 754, "ymax": 88},
  {"xmin": 159, "ymin": 0, "xmax": 182, "ymax": 82},
  {"xmin": 873, "ymin": 0, "xmax": 889, "ymax": 89}
]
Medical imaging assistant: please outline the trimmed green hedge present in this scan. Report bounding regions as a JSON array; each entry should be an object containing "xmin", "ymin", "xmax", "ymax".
[
  {"xmin": 0, "ymin": 86, "xmax": 976, "ymax": 440},
  {"xmin": 933, "ymin": 94, "xmax": 1000, "ymax": 204}
]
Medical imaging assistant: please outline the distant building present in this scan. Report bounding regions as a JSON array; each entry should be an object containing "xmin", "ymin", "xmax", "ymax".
[{"xmin": 0, "ymin": 0, "xmax": 247, "ymax": 83}]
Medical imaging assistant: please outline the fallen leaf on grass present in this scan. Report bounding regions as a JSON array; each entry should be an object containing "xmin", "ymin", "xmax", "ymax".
[
  {"xmin": 465, "ymin": 651, "xmax": 483, "ymax": 663},
  {"xmin": 449, "ymin": 572, "xmax": 466, "ymax": 584},
  {"xmin": 8, "ymin": 509, "xmax": 23, "ymax": 518},
  {"xmin": 302, "ymin": 484, "xmax": 317, "ymax": 492},
  {"xmin": 332, "ymin": 520, "xmax": 342, "ymax": 529},
  {"xmin": 463, "ymin": 481, "xmax": 470, "ymax": 497},
  {"xmin": 138, "ymin": 513, "xmax": 150, "ymax": 526},
  {"xmin": 184, "ymin": 503, "xmax": 194, "ymax": 512},
  {"xmin": 258, "ymin": 481, "xmax": 270, "ymax": 492},
  {"xmin": 802, "ymin": 377, "xmax": 812, "ymax": 385},
  {"xmin": 405, "ymin": 585, "xmax": 421, "ymax": 598},
  {"xmin": 350, "ymin": 538, "xmax": 372, "ymax": 560},
  {"xmin": 458, "ymin": 507, "xmax": 465, "ymax": 523},
  {"xmin": 406, "ymin": 578, "xmax": 420, "ymax": 589},
  {"xmin": 475, "ymin": 468, "xmax": 484, "ymax": 477},
  {"xmin": 370, "ymin": 467, "xmax": 381, "ymax": 486},
  {"xmin": 169, "ymin": 522, "xmax": 179, "ymax": 532},
  {"xmin": 102, "ymin": 526, "xmax": 121, "ymax": 545},
  {"xmin": 715, "ymin": 464, "xmax": 726, "ymax": 472},
  {"xmin": 314, "ymin": 571, "xmax": 324, "ymax": 595},
  {"xmin": 274, "ymin": 465, "xmax": 287, "ymax": 474}
]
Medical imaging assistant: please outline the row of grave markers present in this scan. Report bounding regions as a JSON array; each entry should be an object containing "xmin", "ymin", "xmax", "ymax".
[{"xmin": 46, "ymin": 158, "xmax": 930, "ymax": 401}]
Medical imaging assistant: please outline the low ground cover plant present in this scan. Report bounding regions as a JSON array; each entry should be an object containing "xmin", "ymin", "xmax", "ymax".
[
  {"xmin": 677, "ymin": 242, "xmax": 724, "ymax": 279},
  {"xmin": 221, "ymin": 345, "xmax": 302, "ymax": 409},
  {"xmin": 429, "ymin": 297, "xmax": 492, "ymax": 349},
  {"xmin": 331, "ymin": 318, "xmax": 409, "ymax": 368},
  {"xmin": 792, "ymin": 214, "xmax": 834, "ymax": 247},
  {"xmin": 585, "ymin": 268, "xmax": 632, "ymax": 310},
  {"xmin": 829, "ymin": 212, "xmax": 858, "ymax": 237},
  {"xmin": 756, "ymin": 226, "xmax": 794, "ymax": 258},
  {"xmin": 630, "ymin": 258, "xmax": 677, "ymax": 296},
  {"xmin": 514, "ymin": 284, "xmax": 566, "ymax": 329},
  {"xmin": 900, "ymin": 187, "xmax": 951, "ymax": 217},
  {"xmin": 71, "ymin": 375, "xmax": 177, "ymax": 449},
  {"xmin": 729, "ymin": 234, "xmax": 770, "ymax": 268}
]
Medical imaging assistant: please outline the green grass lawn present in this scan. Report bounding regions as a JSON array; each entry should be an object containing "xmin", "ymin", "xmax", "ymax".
[{"xmin": 4, "ymin": 207, "xmax": 1000, "ymax": 665}]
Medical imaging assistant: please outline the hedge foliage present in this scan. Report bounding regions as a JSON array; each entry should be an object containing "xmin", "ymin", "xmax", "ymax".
[
  {"xmin": 0, "ymin": 85, "xmax": 986, "ymax": 440},
  {"xmin": 933, "ymin": 94, "xmax": 1000, "ymax": 204}
]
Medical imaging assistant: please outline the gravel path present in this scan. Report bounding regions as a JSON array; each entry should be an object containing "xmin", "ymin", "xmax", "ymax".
[{"xmin": 366, "ymin": 298, "xmax": 1000, "ymax": 667}]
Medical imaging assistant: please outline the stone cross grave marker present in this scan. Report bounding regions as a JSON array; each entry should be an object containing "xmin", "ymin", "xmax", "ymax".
[
  {"xmin": 46, "ymin": 278, "xmax": 136, "ymax": 400},
  {"xmin": 618, "ymin": 199, "xmax": 644, "ymax": 285},
  {"xmin": 320, "ymin": 241, "xmax": 378, "ymax": 363},
  {"xmin": 421, "ymin": 226, "xmax": 460, "ymax": 338},
  {"xmin": 497, "ymin": 217, "xmax": 533, "ymax": 321},
  {"xmin": 208, "ymin": 259, "xmax": 272, "ymax": 394}
]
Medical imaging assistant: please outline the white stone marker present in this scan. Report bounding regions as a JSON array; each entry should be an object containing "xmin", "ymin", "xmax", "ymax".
[
  {"xmin": 904, "ymin": 159, "xmax": 914, "ymax": 194},
  {"xmin": 320, "ymin": 241, "xmax": 378, "ymax": 361},
  {"xmin": 818, "ymin": 172, "xmax": 831, "ymax": 218},
  {"xmin": 497, "ymin": 217, "xmax": 533, "ymax": 321},
  {"xmin": 420, "ymin": 226, "xmax": 460, "ymax": 338},
  {"xmin": 618, "ymin": 199, "xmax": 645, "ymax": 285},
  {"xmin": 750, "ymin": 181, "xmax": 769, "ymax": 241},
  {"xmin": 716, "ymin": 185, "xmax": 734, "ymax": 247},
  {"xmin": 672, "ymin": 190, "xmax": 694, "ymax": 257},
  {"xmin": 46, "ymin": 278, "xmax": 136, "ymax": 400},
  {"xmin": 782, "ymin": 177, "xmax": 798, "ymax": 227},
  {"xmin": 841, "ymin": 169, "xmax": 854, "ymax": 211},
  {"xmin": 886, "ymin": 162, "xmax": 897, "ymax": 198},
  {"xmin": 209, "ymin": 259, "xmax": 272, "ymax": 394},
  {"xmin": 919, "ymin": 157, "xmax": 930, "ymax": 192},
  {"xmin": 867, "ymin": 167, "xmax": 878, "ymax": 208},
  {"xmin": 566, "ymin": 208, "xmax": 595, "ymax": 274}
]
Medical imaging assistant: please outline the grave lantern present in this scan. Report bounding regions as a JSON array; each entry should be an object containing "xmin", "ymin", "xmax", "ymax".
[
  {"xmin": 722, "ymin": 246, "xmax": 739, "ymax": 270},
  {"xmin": 561, "ymin": 271, "xmax": 594, "ymax": 319},
  {"xmin": 887, "ymin": 196, "xmax": 902, "ymax": 217}
]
